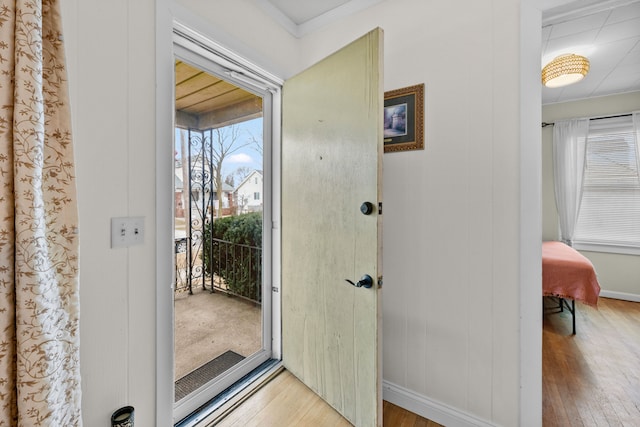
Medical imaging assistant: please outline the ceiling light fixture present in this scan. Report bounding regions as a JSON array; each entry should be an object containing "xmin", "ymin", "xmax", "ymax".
[{"xmin": 541, "ymin": 54, "xmax": 590, "ymax": 88}]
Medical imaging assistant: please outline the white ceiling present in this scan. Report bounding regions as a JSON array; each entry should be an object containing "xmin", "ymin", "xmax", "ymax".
[
  {"xmin": 541, "ymin": 0, "xmax": 640, "ymax": 104},
  {"xmin": 257, "ymin": 0, "xmax": 640, "ymax": 105},
  {"xmin": 254, "ymin": 0, "xmax": 385, "ymax": 37},
  {"xmin": 266, "ymin": 0, "xmax": 353, "ymax": 25}
]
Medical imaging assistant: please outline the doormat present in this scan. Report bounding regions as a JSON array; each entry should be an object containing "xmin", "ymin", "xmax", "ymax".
[{"xmin": 175, "ymin": 350, "xmax": 245, "ymax": 402}]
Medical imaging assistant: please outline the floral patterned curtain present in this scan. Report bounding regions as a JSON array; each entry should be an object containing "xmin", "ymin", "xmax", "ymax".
[{"xmin": 0, "ymin": 0, "xmax": 82, "ymax": 425}]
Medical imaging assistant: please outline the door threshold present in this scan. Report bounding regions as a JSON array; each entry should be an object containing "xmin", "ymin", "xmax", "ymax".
[{"xmin": 175, "ymin": 359, "xmax": 283, "ymax": 427}]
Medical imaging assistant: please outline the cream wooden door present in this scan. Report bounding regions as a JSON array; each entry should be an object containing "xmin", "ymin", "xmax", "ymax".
[{"xmin": 281, "ymin": 28, "xmax": 383, "ymax": 427}]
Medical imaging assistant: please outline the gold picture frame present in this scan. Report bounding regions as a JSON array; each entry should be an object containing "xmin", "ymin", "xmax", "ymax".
[{"xmin": 383, "ymin": 83, "xmax": 424, "ymax": 153}]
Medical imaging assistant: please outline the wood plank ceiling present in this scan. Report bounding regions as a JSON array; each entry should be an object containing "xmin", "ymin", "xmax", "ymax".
[{"xmin": 175, "ymin": 60, "xmax": 263, "ymax": 130}]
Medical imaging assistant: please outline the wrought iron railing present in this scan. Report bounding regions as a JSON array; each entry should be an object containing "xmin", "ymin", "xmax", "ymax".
[
  {"xmin": 175, "ymin": 237, "xmax": 262, "ymax": 304},
  {"xmin": 208, "ymin": 238, "xmax": 262, "ymax": 303}
]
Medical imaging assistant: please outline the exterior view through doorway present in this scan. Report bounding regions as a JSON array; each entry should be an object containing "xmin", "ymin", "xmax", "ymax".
[{"xmin": 172, "ymin": 47, "xmax": 275, "ymax": 422}]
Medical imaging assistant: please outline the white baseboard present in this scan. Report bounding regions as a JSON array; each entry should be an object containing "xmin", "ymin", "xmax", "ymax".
[
  {"xmin": 599, "ymin": 290, "xmax": 640, "ymax": 302},
  {"xmin": 383, "ymin": 292, "xmax": 639, "ymax": 426},
  {"xmin": 382, "ymin": 381, "xmax": 497, "ymax": 427}
]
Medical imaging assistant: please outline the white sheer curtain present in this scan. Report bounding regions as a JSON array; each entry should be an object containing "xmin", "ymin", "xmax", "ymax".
[{"xmin": 552, "ymin": 118, "xmax": 590, "ymax": 245}]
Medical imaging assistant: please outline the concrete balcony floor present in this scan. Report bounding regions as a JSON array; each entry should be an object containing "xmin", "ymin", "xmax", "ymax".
[{"xmin": 174, "ymin": 286, "xmax": 262, "ymax": 381}]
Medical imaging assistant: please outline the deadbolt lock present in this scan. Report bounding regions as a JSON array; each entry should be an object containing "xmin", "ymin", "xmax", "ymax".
[{"xmin": 360, "ymin": 202, "xmax": 374, "ymax": 215}]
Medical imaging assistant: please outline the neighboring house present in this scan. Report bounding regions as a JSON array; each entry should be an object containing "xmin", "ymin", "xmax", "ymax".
[
  {"xmin": 174, "ymin": 163, "xmax": 234, "ymax": 218},
  {"xmin": 234, "ymin": 170, "xmax": 263, "ymax": 214},
  {"xmin": 175, "ymin": 171, "xmax": 185, "ymax": 218}
]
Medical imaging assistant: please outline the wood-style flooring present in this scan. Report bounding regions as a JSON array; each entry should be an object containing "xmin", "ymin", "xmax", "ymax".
[
  {"xmin": 215, "ymin": 296, "xmax": 639, "ymax": 426},
  {"xmin": 215, "ymin": 369, "xmax": 442, "ymax": 426},
  {"xmin": 543, "ymin": 296, "xmax": 640, "ymax": 426},
  {"xmin": 383, "ymin": 401, "xmax": 443, "ymax": 427}
]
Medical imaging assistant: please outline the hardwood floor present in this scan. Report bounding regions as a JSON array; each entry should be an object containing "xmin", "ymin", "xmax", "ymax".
[
  {"xmin": 214, "ymin": 297, "xmax": 639, "ymax": 426},
  {"xmin": 383, "ymin": 401, "xmax": 443, "ymax": 427},
  {"xmin": 214, "ymin": 369, "xmax": 442, "ymax": 426},
  {"xmin": 543, "ymin": 296, "xmax": 640, "ymax": 426}
]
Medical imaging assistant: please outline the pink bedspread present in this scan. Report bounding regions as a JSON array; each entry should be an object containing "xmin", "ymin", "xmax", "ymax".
[{"xmin": 542, "ymin": 241, "xmax": 601, "ymax": 306}]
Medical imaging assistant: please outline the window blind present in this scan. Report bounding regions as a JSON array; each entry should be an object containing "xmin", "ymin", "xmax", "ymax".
[{"xmin": 574, "ymin": 115, "xmax": 640, "ymax": 249}]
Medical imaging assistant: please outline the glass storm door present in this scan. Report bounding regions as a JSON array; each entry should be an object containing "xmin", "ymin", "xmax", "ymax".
[{"xmin": 172, "ymin": 48, "xmax": 273, "ymax": 422}]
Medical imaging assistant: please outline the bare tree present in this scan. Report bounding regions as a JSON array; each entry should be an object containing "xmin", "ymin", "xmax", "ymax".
[
  {"xmin": 224, "ymin": 166, "xmax": 253, "ymax": 189},
  {"xmin": 237, "ymin": 193, "xmax": 250, "ymax": 215},
  {"xmin": 247, "ymin": 130, "xmax": 263, "ymax": 157},
  {"xmin": 230, "ymin": 166, "xmax": 252, "ymax": 185},
  {"xmin": 225, "ymin": 167, "xmax": 252, "ymax": 215},
  {"xmin": 210, "ymin": 125, "xmax": 253, "ymax": 218}
]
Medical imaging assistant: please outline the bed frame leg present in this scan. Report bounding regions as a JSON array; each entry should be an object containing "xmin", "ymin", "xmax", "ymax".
[
  {"xmin": 571, "ymin": 299, "xmax": 576, "ymax": 335},
  {"xmin": 558, "ymin": 298, "xmax": 576, "ymax": 335},
  {"xmin": 545, "ymin": 297, "xmax": 577, "ymax": 335}
]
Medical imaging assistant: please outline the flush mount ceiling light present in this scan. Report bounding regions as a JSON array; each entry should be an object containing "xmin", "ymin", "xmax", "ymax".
[{"xmin": 541, "ymin": 54, "xmax": 590, "ymax": 88}]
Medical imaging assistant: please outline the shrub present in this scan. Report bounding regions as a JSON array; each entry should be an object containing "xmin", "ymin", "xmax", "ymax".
[{"xmin": 202, "ymin": 213, "xmax": 262, "ymax": 302}]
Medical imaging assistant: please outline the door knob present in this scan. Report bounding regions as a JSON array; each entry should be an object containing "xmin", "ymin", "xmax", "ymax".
[
  {"xmin": 345, "ymin": 274, "xmax": 373, "ymax": 289},
  {"xmin": 360, "ymin": 202, "xmax": 374, "ymax": 215}
]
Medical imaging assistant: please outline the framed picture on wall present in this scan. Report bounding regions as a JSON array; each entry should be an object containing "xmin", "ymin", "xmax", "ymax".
[{"xmin": 383, "ymin": 83, "xmax": 424, "ymax": 153}]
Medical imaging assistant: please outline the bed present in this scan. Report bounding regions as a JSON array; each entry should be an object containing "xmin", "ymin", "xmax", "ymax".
[{"xmin": 542, "ymin": 241, "xmax": 601, "ymax": 334}]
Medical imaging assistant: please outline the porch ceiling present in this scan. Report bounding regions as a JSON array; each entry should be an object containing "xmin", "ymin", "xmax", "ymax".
[{"xmin": 175, "ymin": 60, "xmax": 263, "ymax": 131}]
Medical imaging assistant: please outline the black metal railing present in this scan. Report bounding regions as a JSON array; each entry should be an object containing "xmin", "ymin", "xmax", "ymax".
[
  {"xmin": 208, "ymin": 238, "xmax": 262, "ymax": 304},
  {"xmin": 175, "ymin": 237, "xmax": 262, "ymax": 304}
]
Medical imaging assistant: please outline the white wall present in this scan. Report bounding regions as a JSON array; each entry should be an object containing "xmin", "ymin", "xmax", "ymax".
[
  {"xmin": 60, "ymin": 0, "xmax": 297, "ymax": 425},
  {"xmin": 61, "ymin": 0, "xmax": 158, "ymax": 425},
  {"xmin": 61, "ymin": 0, "xmax": 541, "ymax": 425},
  {"xmin": 172, "ymin": 0, "xmax": 301, "ymax": 78},
  {"xmin": 542, "ymin": 91, "xmax": 640, "ymax": 299}
]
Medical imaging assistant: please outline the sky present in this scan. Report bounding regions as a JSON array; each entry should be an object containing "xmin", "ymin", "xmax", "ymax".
[{"xmin": 175, "ymin": 117, "xmax": 263, "ymax": 181}]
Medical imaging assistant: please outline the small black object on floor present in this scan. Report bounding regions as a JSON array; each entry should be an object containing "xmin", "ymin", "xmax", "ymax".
[{"xmin": 175, "ymin": 350, "xmax": 245, "ymax": 402}]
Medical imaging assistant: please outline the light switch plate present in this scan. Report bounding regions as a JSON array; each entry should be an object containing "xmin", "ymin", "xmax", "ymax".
[{"xmin": 111, "ymin": 217, "xmax": 145, "ymax": 248}]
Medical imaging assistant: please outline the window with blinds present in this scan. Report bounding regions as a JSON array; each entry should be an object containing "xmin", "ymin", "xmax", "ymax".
[{"xmin": 574, "ymin": 115, "xmax": 640, "ymax": 253}]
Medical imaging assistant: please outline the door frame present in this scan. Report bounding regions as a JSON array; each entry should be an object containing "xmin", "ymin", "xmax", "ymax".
[{"xmin": 155, "ymin": 11, "xmax": 284, "ymax": 425}]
